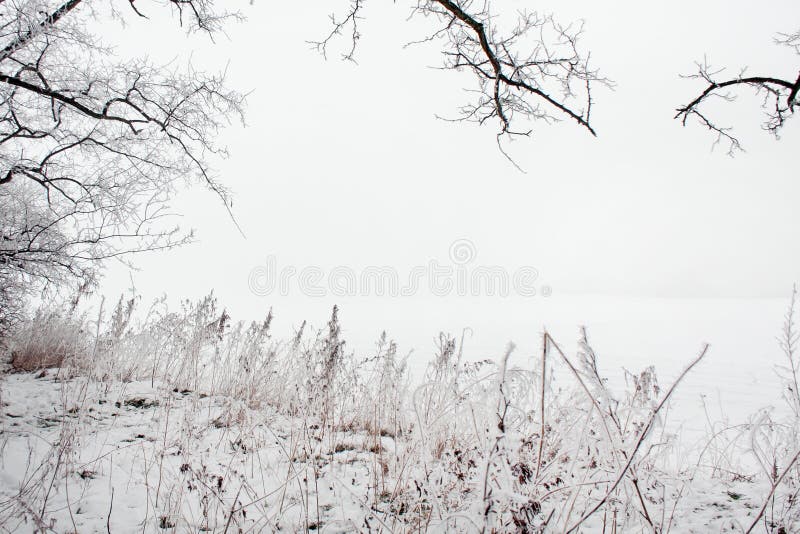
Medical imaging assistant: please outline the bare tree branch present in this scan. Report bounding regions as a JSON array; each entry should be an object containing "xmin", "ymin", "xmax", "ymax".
[
  {"xmin": 676, "ymin": 31, "xmax": 800, "ymax": 155},
  {"xmin": 314, "ymin": 0, "xmax": 609, "ymax": 142},
  {"xmin": 0, "ymin": 0, "xmax": 245, "ymax": 300}
]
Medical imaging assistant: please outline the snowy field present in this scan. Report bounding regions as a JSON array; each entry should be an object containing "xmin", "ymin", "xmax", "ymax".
[
  {"xmin": 1, "ymin": 0, "xmax": 797, "ymax": 531},
  {"xmin": 1, "ymin": 294, "xmax": 799, "ymax": 532},
  {"xmin": 0, "ymin": 371, "xmax": 783, "ymax": 533}
]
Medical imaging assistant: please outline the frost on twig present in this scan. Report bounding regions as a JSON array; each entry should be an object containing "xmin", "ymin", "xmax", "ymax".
[
  {"xmin": 0, "ymin": 1, "xmax": 245, "ymax": 295},
  {"xmin": 314, "ymin": 1, "xmax": 610, "ymax": 146},
  {"xmin": 676, "ymin": 30, "xmax": 800, "ymax": 155}
]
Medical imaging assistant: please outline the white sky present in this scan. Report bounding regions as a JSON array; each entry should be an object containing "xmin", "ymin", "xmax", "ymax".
[{"xmin": 98, "ymin": 1, "xmax": 800, "ymax": 358}]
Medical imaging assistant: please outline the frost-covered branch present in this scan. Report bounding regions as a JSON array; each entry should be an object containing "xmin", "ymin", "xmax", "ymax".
[
  {"xmin": 0, "ymin": 1, "xmax": 245, "ymax": 295},
  {"xmin": 316, "ymin": 0, "xmax": 609, "ymax": 141},
  {"xmin": 676, "ymin": 30, "xmax": 800, "ymax": 155}
]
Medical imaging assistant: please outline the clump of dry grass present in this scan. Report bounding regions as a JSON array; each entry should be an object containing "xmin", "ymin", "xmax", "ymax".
[
  {"xmin": 8, "ymin": 310, "xmax": 86, "ymax": 372},
  {"xmin": 0, "ymin": 292, "xmax": 710, "ymax": 531},
  {"xmin": 3, "ymin": 289, "xmax": 800, "ymax": 532},
  {"xmin": 9, "ymin": 347, "xmax": 66, "ymax": 372}
]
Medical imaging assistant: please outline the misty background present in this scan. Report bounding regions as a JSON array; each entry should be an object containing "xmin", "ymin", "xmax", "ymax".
[{"xmin": 93, "ymin": 0, "xmax": 800, "ymax": 424}]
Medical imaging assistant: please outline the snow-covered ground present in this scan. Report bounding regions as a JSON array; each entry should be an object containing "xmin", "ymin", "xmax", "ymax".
[
  {"xmin": 1, "ymin": 295, "xmax": 798, "ymax": 532},
  {"xmin": 0, "ymin": 373, "xmax": 398, "ymax": 532},
  {"xmin": 0, "ymin": 368, "xmax": 794, "ymax": 533}
]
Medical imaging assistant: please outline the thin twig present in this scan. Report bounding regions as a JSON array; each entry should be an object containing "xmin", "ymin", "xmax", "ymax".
[
  {"xmin": 566, "ymin": 343, "xmax": 710, "ymax": 533},
  {"xmin": 535, "ymin": 331, "xmax": 548, "ymax": 482},
  {"xmin": 745, "ymin": 447, "xmax": 800, "ymax": 534}
]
